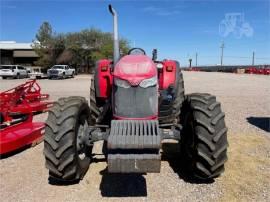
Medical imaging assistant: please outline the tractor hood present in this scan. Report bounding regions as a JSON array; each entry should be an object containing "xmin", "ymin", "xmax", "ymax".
[{"xmin": 114, "ymin": 55, "xmax": 157, "ymax": 86}]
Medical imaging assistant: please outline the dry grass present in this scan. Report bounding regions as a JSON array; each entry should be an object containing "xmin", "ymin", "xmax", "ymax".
[{"xmin": 219, "ymin": 133, "xmax": 270, "ymax": 202}]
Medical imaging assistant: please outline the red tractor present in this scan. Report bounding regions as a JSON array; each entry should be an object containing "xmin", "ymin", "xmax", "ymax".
[{"xmin": 43, "ymin": 5, "xmax": 228, "ymax": 182}]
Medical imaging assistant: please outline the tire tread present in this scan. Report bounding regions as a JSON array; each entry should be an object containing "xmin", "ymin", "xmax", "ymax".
[
  {"xmin": 44, "ymin": 96, "xmax": 91, "ymax": 182},
  {"xmin": 181, "ymin": 93, "xmax": 228, "ymax": 180}
]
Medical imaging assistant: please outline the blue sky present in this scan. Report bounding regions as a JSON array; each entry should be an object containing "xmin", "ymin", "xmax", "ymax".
[{"xmin": 1, "ymin": 0, "xmax": 269, "ymax": 66}]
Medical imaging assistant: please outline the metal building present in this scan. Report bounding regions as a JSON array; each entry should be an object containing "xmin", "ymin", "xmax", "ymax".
[{"xmin": 0, "ymin": 41, "xmax": 38, "ymax": 66}]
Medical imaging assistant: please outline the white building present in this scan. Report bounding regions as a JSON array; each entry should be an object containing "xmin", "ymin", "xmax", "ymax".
[{"xmin": 0, "ymin": 41, "xmax": 38, "ymax": 66}]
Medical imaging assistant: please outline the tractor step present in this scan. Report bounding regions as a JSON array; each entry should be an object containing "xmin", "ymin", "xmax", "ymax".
[{"xmin": 107, "ymin": 120, "xmax": 161, "ymax": 173}]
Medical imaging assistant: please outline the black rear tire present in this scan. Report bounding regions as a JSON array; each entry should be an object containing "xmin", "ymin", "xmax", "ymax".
[
  {"xmin": 180, "ymin": 93, "xmax": 228, "ymax": 180},
  {"xmin": 90, "ymin": 77, "xmax": 111, "ymax": 124},
  {"xmin": 44, "ymin": 96, "xmax": 93, "ymax": 182},
  {"xmin": 159, "ymin": 71, "xmax": 185, "ymax": 124}
]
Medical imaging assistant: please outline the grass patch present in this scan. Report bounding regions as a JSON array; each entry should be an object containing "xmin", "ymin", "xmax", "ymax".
[{"xmin": 219, "ymin": 133, "xmax": 270, "ymax": 201}]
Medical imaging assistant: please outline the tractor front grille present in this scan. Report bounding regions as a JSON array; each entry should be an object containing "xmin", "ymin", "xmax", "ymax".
[{"xmin": 113, "ymin": 85, "xmax": 158, "ymax": 118}]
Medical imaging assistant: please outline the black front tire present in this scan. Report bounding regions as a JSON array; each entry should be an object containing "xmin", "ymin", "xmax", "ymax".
[
  {"xmin": 180, "ymin": 93, "xmax": 228, "ymax": 180},
  {"xmin": 44, "ymin": 96, "xmax": 92, "ymax": 182}
]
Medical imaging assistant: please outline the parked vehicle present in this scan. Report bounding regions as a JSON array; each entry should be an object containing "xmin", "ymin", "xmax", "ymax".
[
  {"xmin": 0, "ymin": 65, "xmax": 28, "ymax": 79},
  {"xmin": 26, "ymin": 67, "xmax": 31, "ymax": 74},
  {"xmin": 47, "ymin": 65, "xmax": 75, "ymax": 79},
  {"xmin": 28, "ymin": 67, "xmax": 47, "ymax": 79}
]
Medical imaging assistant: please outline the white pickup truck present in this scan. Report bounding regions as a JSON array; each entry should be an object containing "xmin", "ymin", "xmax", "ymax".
[
  {"xmin": 47, "ymin": 65, "xmax": 75, "ymax": 79},
  {"xmin": 28, "ymin": 67, "xmax": 47, "ymax": 79}
]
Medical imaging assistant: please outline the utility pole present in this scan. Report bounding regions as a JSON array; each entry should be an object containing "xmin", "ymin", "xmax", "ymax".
[
  {"xmin": 195, "ymin": 52, "xmax": 198, "ymax": 66},
  {"xmin": 252, "ymin": 51, "xmax": 255, "ymax": 65},
  {"xmin": 189, "ymin": 58, "xmax": 192, "ymax": 68},
  {"xmin": 220, "ymin": 42, "xmax": 225, "ymax": 66}
]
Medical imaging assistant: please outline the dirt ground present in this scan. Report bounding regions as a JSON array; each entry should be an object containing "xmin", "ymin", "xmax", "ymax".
[{"xmin": 0, "ymin": 72, "xmax": 269, "ymax": 202}]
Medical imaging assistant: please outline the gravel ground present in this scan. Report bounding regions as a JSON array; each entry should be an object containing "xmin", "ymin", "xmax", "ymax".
[{"xmin": 0, "ymin": 72, "xmax": 269, "ymax": 202}]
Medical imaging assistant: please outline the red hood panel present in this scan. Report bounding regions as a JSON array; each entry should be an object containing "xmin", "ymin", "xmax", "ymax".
[{"xmin": 114, "ymin": 55, "xmax": 157, "ymax": 85}]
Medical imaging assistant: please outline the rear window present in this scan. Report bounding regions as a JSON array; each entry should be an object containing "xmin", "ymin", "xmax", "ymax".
[{"xmin": 0, "ymin": 66, "xmax": 15, "ymax": 70}]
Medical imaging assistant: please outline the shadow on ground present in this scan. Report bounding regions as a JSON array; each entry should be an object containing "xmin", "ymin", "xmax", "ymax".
[
  {"xmin": 48, "ymin": 177, "xmax": 80, "ymax": 186},
  {"xmin": 162, "ymin": 142, "xmax": 214, "ymax": 184},
  {"xmin": 247, "ymin": 117, "xmax": 270, "ymax": 133},
  {"xmin": 0, "ymin": 145, "xmax": 30, "ymax": 159},
  {"xmin": 99, "ymin": 168, "xmax": 147, "ymax": 197},
  {"xmin": 46, "ymin": 143, "xmax": 213, "ymax": 190},
  {"xmin": 48, "ymin": 155, "xmax": 106, "ymax": 186}
]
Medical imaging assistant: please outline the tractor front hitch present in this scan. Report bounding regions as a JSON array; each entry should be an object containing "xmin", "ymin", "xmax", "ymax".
[{"xmin": 82, "ymin": 120, "xmax": 182, "ymax": 173}]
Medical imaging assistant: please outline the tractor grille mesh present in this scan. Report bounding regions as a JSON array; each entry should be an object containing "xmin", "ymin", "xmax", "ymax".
[{"xmin": 113, "ymin": 85, "xmax": 158, "ymax": 118}]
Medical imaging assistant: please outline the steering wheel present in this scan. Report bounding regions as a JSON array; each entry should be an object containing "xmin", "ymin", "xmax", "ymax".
[{"xmin": 128, "ymin": 48, "xmax": 146, "ymax": 55}]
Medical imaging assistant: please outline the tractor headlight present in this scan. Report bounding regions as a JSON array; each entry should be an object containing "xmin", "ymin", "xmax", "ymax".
[
  {"xmin": 139, "ymin": 76, "xmax": 157, "ymax": 88},
  {"xmin": 114, "ymin": 78, "xmax": 131, "ymax": 88}
]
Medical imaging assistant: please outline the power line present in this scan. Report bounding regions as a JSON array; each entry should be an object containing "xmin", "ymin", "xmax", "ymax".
[{"xmin": 190, "ymin": 56, "xmax": 270, "ymax": 59}]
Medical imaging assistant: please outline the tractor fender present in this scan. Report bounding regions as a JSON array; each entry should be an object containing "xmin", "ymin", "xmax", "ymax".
[
  {"xmin": 94, "ymin": 59, "xmax": 113, "ymax": 99},
  {"xmin": 159, "ymin": 60, "xmax": 181, "ymax": 90}
]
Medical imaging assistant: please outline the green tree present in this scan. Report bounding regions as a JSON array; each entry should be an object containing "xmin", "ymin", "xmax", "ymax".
[
  {"xmin": 35, "ymin": 22, "xmax": 52, "ymax": 45},
  {"xmin": 33, "ymin": 22, "xmax": 130, "ymax": 72},
  {"xmin": 51, "ymin": 34, "xmax": 65, "ymax": 64},
  {"xmin": 32, "ymin": 22, "xmax": 53, "ymax": 68}
]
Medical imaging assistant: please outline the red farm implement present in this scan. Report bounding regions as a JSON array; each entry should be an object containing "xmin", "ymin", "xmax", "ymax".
[
  {"xmin": 0, "ymin": 80, "xmax": 52, "ymax": 155},
  {"xmin": 245, "ymin": 67, "xmax": 270, "ymax": 75}
]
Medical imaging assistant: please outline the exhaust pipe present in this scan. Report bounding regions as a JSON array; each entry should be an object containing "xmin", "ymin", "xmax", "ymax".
[{"xmin": 108, "ymin": 4, "xmax": 120, "ymax": 64}]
